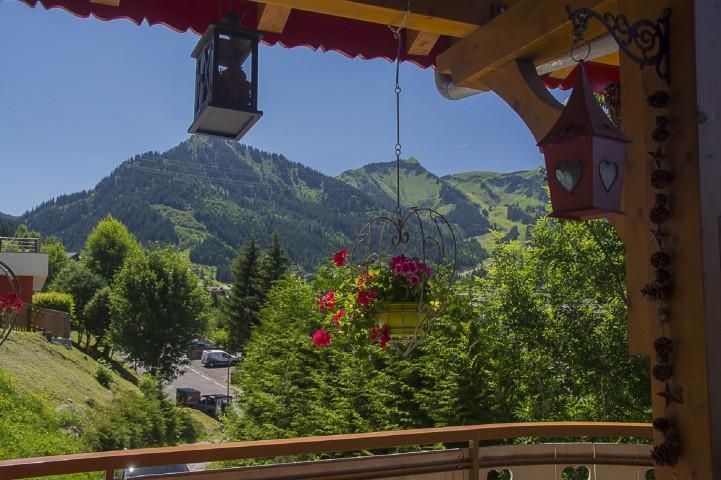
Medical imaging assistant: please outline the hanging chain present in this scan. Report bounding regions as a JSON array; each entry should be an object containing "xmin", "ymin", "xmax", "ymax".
[{"xmin": 388, "ymin": 2, "xmax": 410, "ymax": 220}]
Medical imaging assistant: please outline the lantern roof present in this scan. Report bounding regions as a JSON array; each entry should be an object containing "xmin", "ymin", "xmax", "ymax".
[{"xmin": 538, "ymin": 62, "xmax": 630, "ymax": 146}]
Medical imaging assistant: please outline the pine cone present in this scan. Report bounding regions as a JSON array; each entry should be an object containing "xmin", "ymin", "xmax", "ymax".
[
  {"xmin": 651, "ymin": 442, "xmax": 679, "ymax": 466},
  {"xmin": 650, "ymin": 205, "xmax": 671, "ymax": 224},
  {"xmin": 654, "ymin": 337, "xmax": 674, "ymax": 357},
  {"xmin": 651, "ymin": 170, "xmax": 673, "ymax": 189},
  {"xmin": 647, "ymin": 91, "xmax": 670, "ymax": 109},
  {"xmin": 653, "ymin": 362, "xmax": 673, "ymax": 381},
  {"xmin": 651, "ymin": 251, "xmax": 671, "ymax": 269},
  {"xmin": 653, "ymin": 417, "xmax": 672, "ymax": 433}
]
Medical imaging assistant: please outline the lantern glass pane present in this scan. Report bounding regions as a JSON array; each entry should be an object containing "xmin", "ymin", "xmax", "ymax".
[{"xmin": 216, "ymin": 33, "xmax": 254, "ymax": 111}]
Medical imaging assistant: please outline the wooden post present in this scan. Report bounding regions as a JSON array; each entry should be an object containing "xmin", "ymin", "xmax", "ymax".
[
  {"xmin": 468, "ymin": 439, "xmax": 480, "ymax": 480},
  {"xmin": 619, "ymin": 0, "xmax": 721, "ymax": 478}
]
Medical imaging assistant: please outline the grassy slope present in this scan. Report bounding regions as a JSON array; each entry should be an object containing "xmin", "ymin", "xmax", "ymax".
[{"xmin": 0, "ymin": 332, "xmax": 139, "ymax": 411}]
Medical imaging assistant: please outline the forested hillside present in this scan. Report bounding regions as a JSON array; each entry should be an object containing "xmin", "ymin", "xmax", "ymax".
[{"xmin": 20, "ymin": 137, "xmax": 547, "ymax": 280}]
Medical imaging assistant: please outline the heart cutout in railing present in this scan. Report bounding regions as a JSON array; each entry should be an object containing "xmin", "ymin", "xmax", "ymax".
[
  {"xmin": 487, "ymin": 469, "xmax": 512, "ymax": 480},
  {"xmin": 599, "ymin": 160, "xmax": 618, "ymax": 192},
  {"xmin": 562, "ymin": 466, "xmax": 590, "ymax": 480},
  {"xmin": 555, "ymin": 159, "xmax": 583, "ymax": 193}
]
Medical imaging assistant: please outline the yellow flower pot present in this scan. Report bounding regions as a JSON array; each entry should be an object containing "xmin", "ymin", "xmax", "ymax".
[{"xmin": 376, "ymin": 302, "xmax": 427, "ymax": 339}]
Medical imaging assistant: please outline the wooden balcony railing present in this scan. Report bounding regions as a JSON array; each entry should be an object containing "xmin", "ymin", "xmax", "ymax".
[
  {"xmin": 0, "ymin": 237, "xmax": 40, "ymax": 253},
  {"xmin": 0, "ymin": 422, "xmax": 653, "ymax": 480}
]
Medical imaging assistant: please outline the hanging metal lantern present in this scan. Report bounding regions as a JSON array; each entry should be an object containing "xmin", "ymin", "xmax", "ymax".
[
  {"xmin": 538, "ymin": 63, "xmax": 631, "ymax": 220},
  {"xmin": 188, "ymin": 22, "xmax": 262, "ymax": 140}
]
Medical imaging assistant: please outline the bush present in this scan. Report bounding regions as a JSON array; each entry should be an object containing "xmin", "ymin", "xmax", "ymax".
[
  {"xmin": 95, "ymin": 364, "xmax": 114, "ymax": 389},
  {"xmin": 84, "ymin": 389, "xmax": 201, "ymax": 451},
  {"xmin": 32, "ymin": 291, "xmax": 75, "ymax": 318}
]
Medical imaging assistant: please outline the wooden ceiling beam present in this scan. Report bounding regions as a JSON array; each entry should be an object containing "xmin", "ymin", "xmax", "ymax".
[
  {"xmin": 257, "ymin": 4, "xmax": 292, "ymax": 33},
  {"xmin": 405, "ymin": 30, "xmax": 440, "ymax": 56},
  {"xmin": 435, "ymin": 0, "xmax": 615, "ymax": 86},
  {"xmin": 249, "ymin": 0, "xmax": 521, "ymax": 38}
]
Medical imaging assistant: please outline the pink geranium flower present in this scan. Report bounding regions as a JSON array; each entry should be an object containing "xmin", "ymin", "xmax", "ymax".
[{"xmin": 357, "ymin": 287, "xmax": 377, "ymax": 306}]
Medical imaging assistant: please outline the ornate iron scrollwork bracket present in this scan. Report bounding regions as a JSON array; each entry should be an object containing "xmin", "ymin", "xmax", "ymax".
[{"xmin": 567, "ymin": 6, "xmax": 671, "ymax": 84}]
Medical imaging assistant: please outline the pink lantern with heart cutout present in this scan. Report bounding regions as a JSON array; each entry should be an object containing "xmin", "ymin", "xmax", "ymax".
[{"xmin": 538, "ymin": 63, "xmax": 631, "ymax": 220}]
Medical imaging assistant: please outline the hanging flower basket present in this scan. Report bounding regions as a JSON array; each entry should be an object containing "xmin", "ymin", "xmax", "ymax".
[{"xmin": 312, "ymin": 208, "xmax": 456, "ymax": 355}]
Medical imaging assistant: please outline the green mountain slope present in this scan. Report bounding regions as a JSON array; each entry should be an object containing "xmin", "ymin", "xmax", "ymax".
[
  {"xmin": 20, "ymin": 137, "xmax": 547, "ymax": 279},
  {"xmin": 339, "ymin": 161, "xmax": 548, "ymax": 255}
]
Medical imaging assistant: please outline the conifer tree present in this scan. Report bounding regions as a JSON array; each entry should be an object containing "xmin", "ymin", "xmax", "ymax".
[
  {"xmin": 259, "ymin": 233, "xmax": 287, "ymax": 293},
  {"xmin": 226, "ymin": 238, "xmax": 262, "ymax": 350}
]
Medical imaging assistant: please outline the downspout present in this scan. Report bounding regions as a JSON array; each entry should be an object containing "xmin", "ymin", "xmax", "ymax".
[{"xmin": 434, "ymin": 32, "xmax": 617, "ymax": 100}]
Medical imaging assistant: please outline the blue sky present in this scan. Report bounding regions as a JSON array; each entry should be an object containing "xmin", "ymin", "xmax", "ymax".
[{"xmin": 0, "ymin": 1, "xmax": 545, "ymax": 216}]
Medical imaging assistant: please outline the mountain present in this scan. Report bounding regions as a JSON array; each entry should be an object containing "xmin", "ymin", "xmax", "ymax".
[
  {"xmin": 340, "ymin": 160, "xmax": 548, "ymax": 252},
  {"xmin": 20, "ymin": 137, "xmax": 547, "ymax": 280},
  {"xmin": 0, "ymin": 213, "xmax": 17, "ymax": 237}
]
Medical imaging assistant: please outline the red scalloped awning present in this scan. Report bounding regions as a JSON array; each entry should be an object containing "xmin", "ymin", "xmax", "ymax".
[
  {"xmin": 20, "ymin": 0, "xmax": 448, "ymax": 68},
  {"xmin": 541, "ymin": 62, "xmax": 619, "ymax": 93}
]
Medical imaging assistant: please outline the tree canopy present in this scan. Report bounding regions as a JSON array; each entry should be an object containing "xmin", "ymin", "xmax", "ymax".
[{"xmin": 84, "ymin": 216, "xmax": 140, "ymax": 283}]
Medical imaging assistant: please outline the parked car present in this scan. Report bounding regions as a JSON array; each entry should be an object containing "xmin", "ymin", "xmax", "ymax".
[
  {"xmin": 175, "ymin": 387, "xmax": 201, "ymax": 407},
  {"xmin": 189, "ymin": 394, "xmax": 232, "ymax": 418},
  {"xmin": 188, "ymin": 338, "xmax": 215, "ymax": 360},
  {"xmin": 119, "ymin": 464, "xmax": 189, "ymax": 479},
  {"xmin": 201, "ymin": 349, "xmax": 237, "ymax": 367}
]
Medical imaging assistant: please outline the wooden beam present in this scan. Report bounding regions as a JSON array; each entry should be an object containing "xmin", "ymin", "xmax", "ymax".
[
  {"xmin": 482, "ymin": 60, "xmax": 563, "ymax": 142},
  {"xmin": 90, "ymin": 0, "xmax": 120, "ymax": 5},
  {"xmin": 406, "ymin": 29, "xmax": 440, "ymax": 56},
  {"xmin": 257, "ymin": 4, "xmax": 292, "ymax": 33},
  {"xmin": 435, "ymin": 0, "xmax": 613, "ymax": 86},
  {"xmin": 249, "ymin": 0, "xmax": 519, "ymax": 38}
]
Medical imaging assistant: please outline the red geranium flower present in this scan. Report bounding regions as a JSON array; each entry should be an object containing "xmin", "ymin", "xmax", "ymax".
[
  {"xmin": 0, "ymin": 292, "xmax": 23, "ymax": 312},
  {"xmin": 318, "ymin": 291, "xmax": 336, "ymax": 311},
  {"xmin": 313, "ymin": 329, "xmax": 332, "ymax": 347},
  {"xmin": 332, "ymin": 249, "xmax": 348, "ymax": 267},
  {"xmin": 332, "ymin": 308, "xmax": 346, "ymax": 327},
  {"xmin": 371, "ymin": 326, "xmax": 379, "ymax": 341},
  {"xmin": 357, "ymin": 287, "xmax": 377, "ymax": 306}
]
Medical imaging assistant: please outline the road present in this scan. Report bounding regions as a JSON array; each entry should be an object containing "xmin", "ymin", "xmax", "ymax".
[{"xmin": 166, "ymin": 360, "xmax": 235, "ymax": 397}]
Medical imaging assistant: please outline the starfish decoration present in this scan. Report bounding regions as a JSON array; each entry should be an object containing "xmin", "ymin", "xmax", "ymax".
[
  {"xmin": 657, "ymin": 382, "xmax": 684, "ymax": 406},
  {"xmin": 650, "ymin": 226, "xmax": 670, "ymax": 247}
]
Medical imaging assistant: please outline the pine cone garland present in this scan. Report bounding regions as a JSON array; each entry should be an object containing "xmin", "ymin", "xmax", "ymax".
[
  {"xmin": 651, "ymin": 442, "xmax": 679, "ymax": 466},
  {"xmin": 651, "ymin": 170, "xmax": 673, "ymax": 189},
  {"xmin": 647, "ymin": 91, "xmax": 671, "ymax": 108},
  {"xmin": 654, "ymin": 268, "xmax": 671, "ymax": 283},
  {"xmin": 651, "ymin": 251, "xmax": 671, "ymax": 269},
  {"xmin": 653, "ymin": 362, "xmax": 673, "ymax": 381},
  {"xmin": 654, "ymin": 337, "xmax": 674, "ymax": 357},
  {"xmin": 653, "ymin": 127, "xmax": 669, "ymax": 143},
  {"xmin": 650, "ymin": 205, "xmax": 671, "ymax": 224},
  {"xmin": 654, "ymin": 193, "xmax": 669, "ymax": 207},
  {"xmin": 642, "ymin": 281, "xmax": 671, "ymax": 303},
  {"xmin": 653, "ymin": 417, "xmax": 672, "ymax": 433}
]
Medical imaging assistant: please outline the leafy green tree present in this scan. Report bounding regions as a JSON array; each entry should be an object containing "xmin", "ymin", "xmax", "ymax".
[
  {"xmin": 110, "ymin": 247, "xmax": 209, "ymax": 381},
  {"xmin": 225, "ymin": 238, "xmax": 262, "ymax": 351},
  {"xmin": 40, "ymin": 239, "xmax": 68, "ymax": 287},
  {"xmin": 50, "ymin": 261, "xmax": 105, "ymax": 347},
  {"xmin": 259, "ymin": 233, "xmax": 287, "ymax": 293},
  {"xmin": 226, "ymin": 215, "xmax": 650, "ymax": 444},
  {"xmin": 13, "ymin": 224, "xmax": 39, "ymax": 239},
  {"xmin": 84, "ymin": 287, "xmax": 113, "ymax": 352},
  {"xmin": 84, "ymin": 216, "xmax": 140, "ymax": 283}
]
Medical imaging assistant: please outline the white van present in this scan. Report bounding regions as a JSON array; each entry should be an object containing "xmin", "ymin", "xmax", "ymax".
[{"xmin": 201, "ymin": 350, "xmax": 237, "ymax": 367}]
